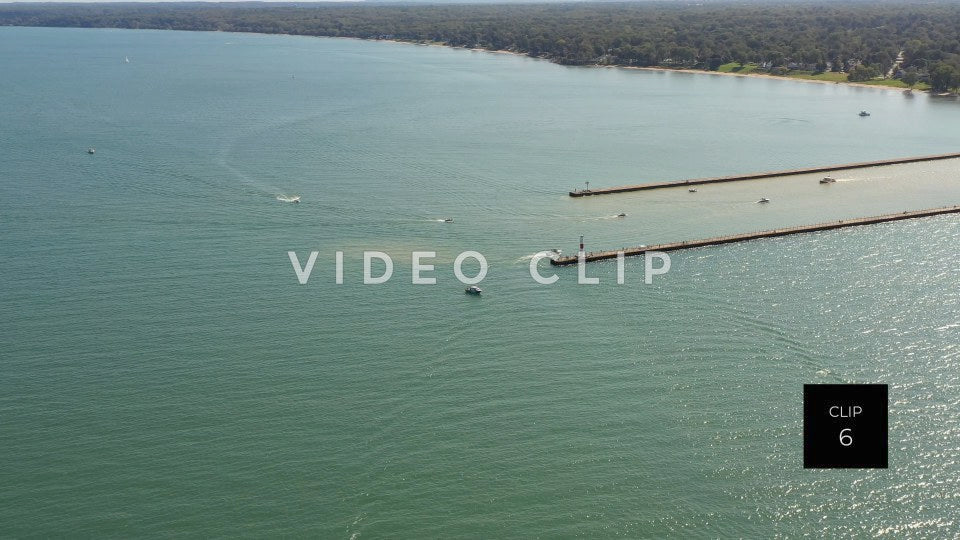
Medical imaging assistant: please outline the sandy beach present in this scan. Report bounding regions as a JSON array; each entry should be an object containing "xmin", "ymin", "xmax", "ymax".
[{"xmin": 624, "ymin": 65, "xmax": 914, "ymax": 93}]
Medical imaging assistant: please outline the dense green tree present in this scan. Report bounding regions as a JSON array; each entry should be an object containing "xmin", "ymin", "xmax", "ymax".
[
  {"xmin": 929, "ymin": 62, "xmax": 960, "ymax": 92},
  {"xmin": 848, "ymin": 64, "xmax": 880, "ymax": 82},
  {"xmin": 831, "ymin": 56, "xmax": 844, "ymax": 73},
  {"xmin": 733, "ymin": 47, "xmax": 750, "ymax": 68},
  {"xmin": 902, "ymin": 69, "xmax": 919, "ymax": 88}
]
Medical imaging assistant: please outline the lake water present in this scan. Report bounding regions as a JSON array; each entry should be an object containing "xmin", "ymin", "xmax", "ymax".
[{"xmin": 1, "ymin": 27, "xmax": 958, "ymax": 537}]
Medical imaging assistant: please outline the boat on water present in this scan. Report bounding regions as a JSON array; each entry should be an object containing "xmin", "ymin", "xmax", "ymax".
[
  {"xmin": 444, "ymin": 218, "xmax": 454, "ymax": 223},
  {"xmin": 616, "ymin": 213, "xmax": 627, "ymax": 218},
  {"xmin": 757, "ymin": 197, "xmax": 770, "ymax": 203},
  {"xmin": 465, "ymin": 285, "xmax": 482, "ymax": 295},
  {"xmin": 688, "ymin": 188, "xmax": 698, "ymax": 193},
  {"xmin": 820, "ymin": 176, "xmax": 836, "ymax": 184},
  {"xmin": 124, "ymin": 56, "xmax": 130, "ymax": 63},
  {"xmin": 859, "ymin": 110, "xmax": 871, "ymax": 117},
  {"xmin": 87, "ymin": 148, "xmax": 95, "ymax": 154}
]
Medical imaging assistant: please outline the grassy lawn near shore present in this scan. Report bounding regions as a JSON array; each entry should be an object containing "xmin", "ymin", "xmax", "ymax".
[
  {"xmin": 717, "ymin": 62, "xmax": 759, "ymax": 74},
  {"xmin": 784, "ymin": 70, "xmax": 848, "ymax": 82}
]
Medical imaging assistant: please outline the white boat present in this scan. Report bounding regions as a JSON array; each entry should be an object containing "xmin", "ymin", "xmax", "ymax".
[
  {"xmin": 124, "ymin": 56, "xmax": 130, "ymax": 63},
  {"xmin": 465, "ymin": 285, "xmax": 482, "ymax": 295},
  {"xmin": 616, "ymin": 212, "xmax": 627, "ymax": 218},
  {"xmin": 87, "ymin": 148, "xmax": 95, "ymax": 154},
  {"xmin": 859, "ymin": 110, "xmax": 870, "ymax": 117},
  {"xmin": 688, "ymin": 188, "xmax": 698, "ymax": 193},
  {"xmin": 757, "ymin": 197, "xmax": 770, "ymax": 203},
  {"xmin": 819, "ymin": 176, "xmax": 836, "ymax": 184},
  {"xmin": 444, "ymin": 218, "xmax": 454, "ymax": 223}
]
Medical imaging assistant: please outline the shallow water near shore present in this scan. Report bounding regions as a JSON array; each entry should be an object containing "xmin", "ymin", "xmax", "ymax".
[{"xmin": 1, "ymin": 27, "xmax": 959, "ymax": 537}]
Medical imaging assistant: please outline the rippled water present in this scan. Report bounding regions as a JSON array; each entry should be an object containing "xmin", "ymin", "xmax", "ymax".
[{"xmin": 1, "ymin": 27, "xmax": 958, "ymax": 537}]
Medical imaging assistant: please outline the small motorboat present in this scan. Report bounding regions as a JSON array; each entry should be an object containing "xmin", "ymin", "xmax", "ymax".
[
  {"xmin": 688, "ymin": 188, "xmax": 698, "ymax": 193},
  {"xmin": 87, "ymin": 148, "xmax": 95, "ymax": 154},
  {"xmin": 124, "ymin": 56, "xmax": 130, "ymax": 63},
  {"xmin": 859, "ymin": 110, "xmax": 871, "ymax": 117},
  {"xmin": 820, "ymin": 176, "xmax": 836, "ymax": 184},
  {"xmin": 756, "ymin": 197, "xmax": 770, "ymax": 204},
  {"xmin": 291, "ymin": 196, "xmax": 300, "ymax": 203},
  {"xmin": 444, "ymin": 218, "xmax": 454, "ymax": 223},
  {"xmin": 616, "ymin": 213, "xmax": 627, "ymax": 218},
  {"xmin": 465, "ymin": 285, "xmax": 482, "ymax": 295}
]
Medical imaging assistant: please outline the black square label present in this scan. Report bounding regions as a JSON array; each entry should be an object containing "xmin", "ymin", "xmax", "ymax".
[{"xmin": 804, "ymin": 384, "xmax": 888, "ymax": 468}]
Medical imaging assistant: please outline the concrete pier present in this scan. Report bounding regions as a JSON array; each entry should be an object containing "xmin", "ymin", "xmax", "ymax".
[
  {"xmin": 550, "ymin": 205, "xmax": 960, "ymax": 266},
  {"xmin": 569, "ymin": 152, "xmax": 960, "ymax": 197}
]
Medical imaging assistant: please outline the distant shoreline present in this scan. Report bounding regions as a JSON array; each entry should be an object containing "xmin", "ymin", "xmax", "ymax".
[
  {"xmin": 0, "ymin": 25, "xmax": 937, "ymax": 95},
  {"xmin": 370, "ymin": 38, "xmax": 924, "ymax": 95}
]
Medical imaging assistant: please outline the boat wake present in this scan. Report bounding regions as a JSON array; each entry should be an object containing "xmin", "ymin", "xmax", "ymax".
[
  {"xmin": 576, "ymin": 214, "xmax": 630, "ymax": 222},
  {"xmin": 516, "ymin": 250, "xmax": 562, "ymax": 263},
  {"xmin": 276, "ymin": 194, "xmax": 301, "ymax": 203},
  {"xmin": 836, "ymin": 175, "xmax": 887, "ymax": 183}
]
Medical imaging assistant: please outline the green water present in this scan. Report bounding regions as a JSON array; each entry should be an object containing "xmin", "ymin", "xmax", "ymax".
[{"xmin": 1, "ymin": 27, "xmax": 959, "ymax": 537}]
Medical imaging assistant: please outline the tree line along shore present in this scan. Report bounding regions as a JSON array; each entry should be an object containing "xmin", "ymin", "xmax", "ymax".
[{"xmin": 2, "ymin": 1, "xmax": 960, "ymax": 93}]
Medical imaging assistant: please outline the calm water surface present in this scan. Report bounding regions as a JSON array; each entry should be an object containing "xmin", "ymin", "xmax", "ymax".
[{"xmin": 1, "ymin": 27, "xmax": 959, "ymax": 537}]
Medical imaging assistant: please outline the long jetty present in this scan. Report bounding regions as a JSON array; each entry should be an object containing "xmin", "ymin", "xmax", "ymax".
[
  {"xmin": 550, "ymin": 205, "xmax": 960, "ymax": 266},
  {"xmin": 569, "ymin": 152, "xmax": 960, "ymax": 197}
]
